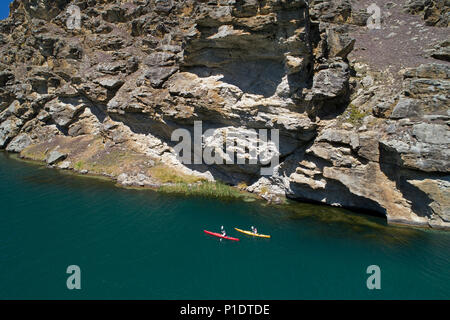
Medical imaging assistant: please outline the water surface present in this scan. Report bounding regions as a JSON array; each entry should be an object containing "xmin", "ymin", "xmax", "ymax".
[{"xmin": 0, "ymin": 152, "xmax": 449, "ymax": 299}]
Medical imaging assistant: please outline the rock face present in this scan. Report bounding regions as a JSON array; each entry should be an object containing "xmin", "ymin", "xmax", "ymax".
[
  {"xmin": 0, "ymin": 0, "xmax": 449, "ymax": 229},
  {"xmin": 404, "ymin": 0, "xmax": 449, "ymax": 27},
  {"xmin": 5, "ymin": 133, "xmax": 32, "ymax": 152}
]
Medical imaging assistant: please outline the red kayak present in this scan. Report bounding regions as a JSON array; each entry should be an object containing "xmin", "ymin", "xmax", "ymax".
[{"xmin": 204, "ymin": 230, "xmax": 240, "ymax": 241}]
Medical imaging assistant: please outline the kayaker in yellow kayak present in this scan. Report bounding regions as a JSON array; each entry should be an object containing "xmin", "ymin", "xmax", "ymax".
[{"xmin": 234, "ymin": 227, "xmax": 271, "ymax": 238}]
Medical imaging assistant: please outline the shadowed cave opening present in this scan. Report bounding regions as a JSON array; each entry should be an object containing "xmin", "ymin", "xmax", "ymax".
[{"xmin": 288, "ymin": 179, "xmax": 388, "ymax": 220}]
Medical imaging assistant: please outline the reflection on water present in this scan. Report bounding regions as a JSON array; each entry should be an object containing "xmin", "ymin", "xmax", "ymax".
[{"xmin": 276, "ymin": 200, "xmax": 424, "ymax": 246}]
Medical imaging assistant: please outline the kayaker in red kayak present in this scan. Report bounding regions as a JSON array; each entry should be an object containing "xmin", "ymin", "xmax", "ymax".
[
  {"xmin": 204, "ymin": 230, "xmax": 240, "ymax": 241},
  {"xmin": 221, "ymin": 225, "xmax": 226, "ymax": 236}
]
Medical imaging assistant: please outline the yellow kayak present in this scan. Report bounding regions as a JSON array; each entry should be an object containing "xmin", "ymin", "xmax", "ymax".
[{"xmin": 234, "ymin": 228, "xmax": 271, "ymax": 238}]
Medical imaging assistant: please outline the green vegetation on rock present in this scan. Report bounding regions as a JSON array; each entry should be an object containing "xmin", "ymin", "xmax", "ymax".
[
  {"xmin": 159, "ymin": 181, "xmax": 245, "ymax": 200},
  {"xmin": 75, "ymin": 161, "xmax": 84, "ymax": 170},
  {"xmin": 148, "ymin": 165, "xmax": 204, "ymax": 184},
  {"xmin": 344, "ymin": 104, "xmax": 368, "ymax": 125}
]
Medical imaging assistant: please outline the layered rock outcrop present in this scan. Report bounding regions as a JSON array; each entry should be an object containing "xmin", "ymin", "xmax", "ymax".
[{"xmin": 0, "ymin": 0, "xmax": 448, "ymax": 229}]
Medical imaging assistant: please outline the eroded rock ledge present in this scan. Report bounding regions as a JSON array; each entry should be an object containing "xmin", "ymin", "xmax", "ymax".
[{"xmin": 0, "ymin": 0, "xmax": 448, "ymax": 229}]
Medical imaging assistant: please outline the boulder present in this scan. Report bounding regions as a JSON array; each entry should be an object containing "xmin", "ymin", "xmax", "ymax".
[
  {"xmin": 0, "ymin": 116, "xmax": 22, "ymax": 148},
  {"xmin": 46, "ymin": 150, "xmax": 68, "ymax": 165},
  {"xmin": 95, "ymin": 77, "xmax": 125, "ymax": 90},
  {"xmin": 117, "ymin": 173, "xmax": 159, "ymax": 187},
  {"xmin": 390, "ymin": 98, "xmax": 422, "ymax": 119},
  {"xmin": 404, "ymin": 0, "xmax": 449, "ymax": 27},
  {"xmin": 380, "ymin": 123, "xmax": 450, "ymax": 173},
  {"xmin": 144, "ymin": 66, "xmax": 179, "ymax": 88},
  {"xmin": 6, "ymin": 133, "xmax": 32, "ymax": 153},
  {"xmin": 430, "ymin": 40, "xmax": 450, "ymax": 62},
  {"xmin": 403, "ymin": 63, "xmax": 450, "ymax": 80},
  {"xmin": 326, "ymin": 25, "xmax": 355, "ymax": 59},
  {"xmin": 412, "ymin": 123, "xmax": 450, "ymax": 145},
  {"xmin": 309, "ymin": 66, "xmax": 349, "ymax": 100},
  {"xmin": 45, "ymin": 97, "xmax": 87, "ymax": 127}
]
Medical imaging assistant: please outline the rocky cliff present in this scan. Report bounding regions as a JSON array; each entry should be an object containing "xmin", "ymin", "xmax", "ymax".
[{"xmin": 0, "ymin": 0, "xmax": 448, "ymax": 229}]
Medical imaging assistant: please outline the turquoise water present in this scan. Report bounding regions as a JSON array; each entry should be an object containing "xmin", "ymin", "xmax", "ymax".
[{"xmin": 0, "ymin": 151, "xmax": 449, "ymax": 299}]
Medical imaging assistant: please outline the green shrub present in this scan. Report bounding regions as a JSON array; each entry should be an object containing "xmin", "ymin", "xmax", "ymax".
[
  {"xmin": 75, "ymin": 161, "xmax": 84, "ymax": 170},
  {"xmin": 346, "ymin": 104, "xmax": 367, "ymax": 124}
]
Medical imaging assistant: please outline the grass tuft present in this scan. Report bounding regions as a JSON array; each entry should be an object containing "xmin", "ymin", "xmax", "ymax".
[
  {"xmin": 75, "ymin": 161, "xmax": 84, "ymax": 170},
  {"xmin": 159, "ymin": 181, "xmax": 244, "ymax": 199},
  {"xmin": 345, "ymin": 104, "xmax": 368, "ymax": 125},
  {"xmin": 148, "ymin": 165, "xmax": 204, "ymax": 184}
]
